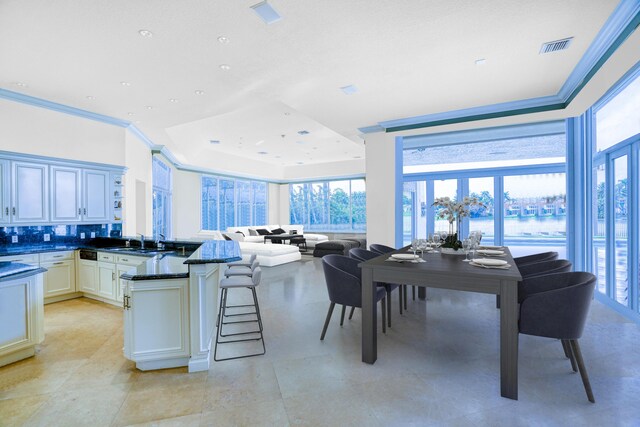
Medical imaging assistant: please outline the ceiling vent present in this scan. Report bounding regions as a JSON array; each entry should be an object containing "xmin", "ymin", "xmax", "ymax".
[
  {"xmin": 297, "ymin": 130, "xmax": 310, "ymax": 135},
  {"xmin": 209, "ymin": 140, "xmax": 220, "ymax": 144},
  {"xmin": 540, "ymin": 37, "xmax": 573, "ymax": 54}
]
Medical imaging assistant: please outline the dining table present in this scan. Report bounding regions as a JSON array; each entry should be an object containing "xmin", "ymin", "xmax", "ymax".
[{"xmin": 360, "ymin": 246, "xmax": 523, "ymax": 400}]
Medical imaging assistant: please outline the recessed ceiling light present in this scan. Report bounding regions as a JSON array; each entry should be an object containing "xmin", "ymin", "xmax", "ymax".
[
  {"xmin": 251, "ymin": 1, "xmax": 282, "ymax": 24},
  {"xmin": 475, "ymin": 58, "xmax": 487, "ymax": 66},
  {"xmin": 195, "ymin": 90, "xmax": 205, "ymax": 95},
  {"xmin": 256, "ymin": 140, "xmax": 265, "ymax": 146},
  {"xmin": 138, "ymin": 29, "xmax": 153, "ymax": 38},
  {"xmin": 296, "ymin": 162, "xmax": 304, "ymax": 165},
  {"xmin": 120, "ymin": 81, "xmax": 131, "ymax": 86},
  {"xmin": 219, "ymin": 64, "xmax": 231, "ymax": 71},
  {"xmin": 297, "ymin": 130, "xmax": 310, "ymax": 135},
  {"xmin": 145, "ymin": 105, "xmax": 153, "ymax": 110},
  {"xmin": 169, "ymin": 98, "xmax": 178, "ymax": 103},
  {"xmin": 127, "ymin": 112, "xmax": 134, "ymax": 116},
  {"xmin": 217, "ymin": 36, "xmax": 230, "ymax": 44},
  {"xmin": 340, "ymin": 85, "xmax": 358, "ymax": 95},
  {"xmin": 284, "ymin": 112, "xmax": 290, "ymax": 116},
  {"xmin": 14, "ymin": 82, "xmax": 28, "ymax": 87},
  {"xmin": 209, "ymin": 140, "xmax": 221, "ymax": 144},
  {"xmin": 257, "ymin": 151, "xmax": 268, "ymax": 155},
  {"xmin": 86, "ymin": 95, "xmax": 95, "ymax": 100}
]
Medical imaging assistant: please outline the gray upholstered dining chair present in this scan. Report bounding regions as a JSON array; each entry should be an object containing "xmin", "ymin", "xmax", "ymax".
[
  {"xmin": 513, "ymin": 251, "xmax": 558, "ymax": 267},
  {"xmin": 497, "ymin": 259, "xmax": 572, "ymax": 308},
  {"xmin": 369, "ymin": 244, "xmax": 413, "ymax": 306},
  {"xmin": 320, "ymin": 255, "xmax": 387, "ymax": 340},
  {"xmin": 518, "ymin": 271, "xmax": 597, "ymax": 403},
  {"xmin": 349, "ymin": 248, "xmax": 403, "ymax": 325}
]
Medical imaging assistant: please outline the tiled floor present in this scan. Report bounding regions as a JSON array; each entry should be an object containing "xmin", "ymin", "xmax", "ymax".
[{"xmin": 1, "ymin": 256, "xmax": 640, "ymax": 426}]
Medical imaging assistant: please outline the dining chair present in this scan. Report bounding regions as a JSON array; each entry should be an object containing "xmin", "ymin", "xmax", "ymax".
[
  {"xmin": 369, "ymin": 244, "xmax": 412, "ymax": 306},
  {"xmin": 349, "ymin": 248, "xmax": 403, "ymax": 325},
  {"xmin": 518, "ymin": 271, "xmax": 597, "ymax": 402},
  {"xmin": 497, "ymin": 259, "xmax": 572, "ymax": 308},
  {"xmin": 320, "ymin": 255, "xmax": 387, "ymax": 340},
  {"xmin": 513, "ymin": 251, "xmax": 558, "ymax": 267}
]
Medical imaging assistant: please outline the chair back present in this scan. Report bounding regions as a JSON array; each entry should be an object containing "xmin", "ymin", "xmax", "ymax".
[
  {"xmin": 519, "ymin": 272, "xmax": 596, "ymax": 340},
  {"xmin": 322, "ymin": 255, "xmax": 362, "ymax": 308},
  {"xmin": 369, "ymin": 244, "xmax": 395, "ymax": 255},
  {"xmin": 514, "ymin": 251, "xmax": 558, "ymax": 267},
  {"xmin": 349, "ymin": 248, "xmax": 379, "ymax": 262},
  {"xmin": 251, "ymin": 267, "xmax": 262, "ymax": 285},
  {"xmin": 519, "ymin": 259, "xmax": 572, "ymax": 279}
]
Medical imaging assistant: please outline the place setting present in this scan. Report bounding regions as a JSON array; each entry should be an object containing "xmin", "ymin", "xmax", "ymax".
[{"xmin": 469, "ymin": 257, "xmax": 512, "ymax": 270}]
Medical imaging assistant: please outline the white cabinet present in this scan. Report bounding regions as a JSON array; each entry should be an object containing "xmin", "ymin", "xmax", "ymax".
[
  {"xmin": 11, "ymin": 161, "xmax": 48, "ymax": 224},
  {"xmin": 97, "ymin": 261, "xmax": 116, "ymax": 300},
  {"xmin": 77, "ymin": 258, "xmax": 98, "ymax": 294},
  {"xmin": 123, "ymin": 278, "xmax": 190, "ymax": 369},
  {"xmin": 40, "ymin": 251, "xmax": 76, "ymax": 298},
  {"xmin": 0, "ymin": 271, "xmax": 45, "ymax": 368},
  {"xmin": 0, "ymin": 159, "xmax": 9, "ymax": 224},
  {"xmin": 83, "ymin": 169, "xmax": 110, "ymax": 222},
  {"xmin": 50, "ymin": 166, "xmax": 82, "ymax": 223}
]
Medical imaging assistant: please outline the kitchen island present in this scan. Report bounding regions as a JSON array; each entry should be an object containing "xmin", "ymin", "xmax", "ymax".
[
  {"xmin": 0, "ymin": 262, "xmax": 46, "ymax": 367},
  {"xmin": 120, "ymin": 240, "xmax": 241, "ymax": 373}
]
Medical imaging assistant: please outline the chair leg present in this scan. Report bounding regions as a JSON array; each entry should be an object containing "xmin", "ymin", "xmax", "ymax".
[
  {"xmin": 381, "ymin": 298, "xmax": 386, "ymax": 334},
  {"xmin": 320, "ymin": 302, "xmax": 335, "ymax": 340},
  {"xmin": 398, "ymin": 286, "xmax": 403, "ymax": 315},
  {"xmin": 569, "ymin": 340, "xmax": 595, "ymax": 403},
  {"xmin": 348, "ymin": 306, "xmax": 356, "ymax": 320},
  {"xmin": 412, "ymin": 285, "xmax": 415, "ymax": 301},
  {"xmin": 340, "ymin": 305, "xmax": 346, "ymax": 326},
  {"xmin": 562, "ymin": 340, "xmax": 578, "ymax": 372},
  {"xmin": 386, "ymin": 289, "xmax": 392, "ymax": 328}
]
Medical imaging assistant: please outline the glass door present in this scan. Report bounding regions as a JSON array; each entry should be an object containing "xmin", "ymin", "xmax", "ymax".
[{"xmin": 611, "ymin": 151, "xmax": 630, "ymax": 306}]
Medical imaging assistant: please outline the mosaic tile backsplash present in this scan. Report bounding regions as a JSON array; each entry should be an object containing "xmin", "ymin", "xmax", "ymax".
[{"xmin": 0, "ymin": 224, "xmax": 122, "ymax": 248}]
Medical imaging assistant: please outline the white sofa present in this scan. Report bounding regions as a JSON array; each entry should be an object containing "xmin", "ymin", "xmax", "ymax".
[
  {"xmin": 226, "ymin": 225, "xmax": 329, "ymax": 248},
  {"xmin": 196, "ymin": 230, "xmax": 301, "ymax": 267}
]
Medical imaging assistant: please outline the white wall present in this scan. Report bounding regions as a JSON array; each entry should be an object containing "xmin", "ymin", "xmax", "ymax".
[
  {"xmin": 170, "ymin": 167, "xmax": 202, "ymax": 239},
  {"xmin": 123, "ymin": 130, "xmax": 153, "ymax": 237},
  {"xmin": 282, "ymin": 158, "xmax": 364, "ymax": 181},
  {"xmin": 267, "ymin": 183, "xmax": 280, "ymax": 225},
  {"xmin": 278, "ymin": 184, "xmax": 290, "ymax": 225},
  {"xmin": 0, "ymin": 99, "xmax": 126, "ymax": 165}
]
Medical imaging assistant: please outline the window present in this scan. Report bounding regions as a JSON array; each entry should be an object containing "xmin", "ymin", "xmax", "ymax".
[
  {"xmin": 289, "ymin": 179, "xmax": 366, "ymax": 232},
  {"xmin": 590, "ymin": 64, "xmax": 640, "ymax": 318},
  {"xmin": 402, "ymin": 122, "xmax": 567, "ymax": 255},
  {"xmin": 200, "ymin": 175, "xmax": 269, "ymax": 231},
  {"xmin": 152, "ymin": 157, "xmax": 171, "ymax": 239}
]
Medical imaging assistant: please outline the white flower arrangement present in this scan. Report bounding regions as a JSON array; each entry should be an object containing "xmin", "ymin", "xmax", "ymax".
[{"xmin": 432, "ymin": 196, "xmax": 483, "ymax": 224}]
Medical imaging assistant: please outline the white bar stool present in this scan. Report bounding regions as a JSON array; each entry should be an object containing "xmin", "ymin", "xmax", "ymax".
[
  {"xmin": 214, "ymin": 267, "xmax": 266, "ymax": 362},
  {"xmin": 224, "ymin": 259, "xmax": 259, "ymax": 277},
  {"xmin": 226, "ymin": 253, "xmax": 257, "ymax": 268}
]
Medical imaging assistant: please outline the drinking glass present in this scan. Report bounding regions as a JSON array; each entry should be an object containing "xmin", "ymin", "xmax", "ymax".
[
  {"xmin": 411, "ymin": 239, "xmax": 419, "ymax": 256},
  {"xmin": 418, "ymin": 239, "xmax": 427, "ymax": 255},
  {"xmin": 462, "ymin": 239, "xmax": 471, "ymax": 262}
]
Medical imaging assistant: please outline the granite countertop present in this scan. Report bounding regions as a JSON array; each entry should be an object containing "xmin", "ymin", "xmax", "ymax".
[
  {"xmin": 0, "ymin": 262, "xmax": 47, "ymax": 282},
  {"xmin": 121, "ymin": 240, "xmax": 241, "ymax": 281}
]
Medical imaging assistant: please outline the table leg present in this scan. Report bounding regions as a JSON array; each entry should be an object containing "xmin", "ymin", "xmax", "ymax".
[
  {"xmin": 499, "ymin": 279, "xmax": 518, "ymax": 400},
  {"xmin": 418, "ymin": 287, "xmax": 426, "ymax": 300},
  {"xmin": 361, "ymin": 267, "xmax": 377, "ymax": 364}
]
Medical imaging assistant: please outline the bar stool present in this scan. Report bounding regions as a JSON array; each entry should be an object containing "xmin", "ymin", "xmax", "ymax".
[
  {"xmin": 224, "ymin": 259, "xmax": 259, "ymax": 277},
  {"xmin": 226, "ymin": 253, "xmax": 257, "ymax": 268},
  {"xmin": 214, "ymin": 267, "xmax": 265, "ymax": 362}
]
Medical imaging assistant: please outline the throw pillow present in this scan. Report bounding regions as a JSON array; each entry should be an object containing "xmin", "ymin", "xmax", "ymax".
[
  {"xmin": 248, "ymin": 229, "xmax": 258, "ymax": 236},
  {"xmin": 256, "ymin": 228, "xmax": 271, "ymax": 236},
  {"xmin": 270, "ymin": 227, "xmax": 286, "ymax": 235}
]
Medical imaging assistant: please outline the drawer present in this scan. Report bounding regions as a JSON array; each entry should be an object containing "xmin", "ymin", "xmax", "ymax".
[
  {"xmin": 40, "ymin": 251, "xmax": 75, "ymax": 262},
  {"xmin": 97, "ymin": 252, "xmax": 115, "ymax": 263},
  {"xmin": 116, "ymin": 254, "xmax": 148, "ymax": 266},
  {"xmin": 0, "ymin": 253, "xmax": 40, "ymax": 264}
]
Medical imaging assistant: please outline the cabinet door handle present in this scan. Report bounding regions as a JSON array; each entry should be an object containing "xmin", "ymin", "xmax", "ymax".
[
  {"xmin": 12, "ymin": 207, "xmax": 15, "ymax": 215},
  {"xmin": 53, "ymin": 255, "xmax": 63, "ymax": 258},
  {"xmin": 4, "ymin": 207, "xmax": 7, "ymax": 216},
  {"xmin": 78, "ymin": 208, "xmax": 82, "ymax": 215},
  {"xmin": 121, "ymin": 258, "xmax": 128, "ymax": 262},
  {"xmin": 83, "ymin": 208, "xmax": 87, "ymax": 215},
  {"xmin": 53, "ymin": 261, "xmax": 64, "ymax": 265},
  {"xmin": 112, "ymin": 272, "xmax": 115, "ymax": 281}
]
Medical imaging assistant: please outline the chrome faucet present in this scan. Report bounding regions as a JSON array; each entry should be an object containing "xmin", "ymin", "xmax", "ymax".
[
  {"xmin": 138, "ymin": 233, "xmax": 145, "ymax": 249},
  {"xmin": 156, "ymin": 234, "xmax": 165, "ymax": 250}
]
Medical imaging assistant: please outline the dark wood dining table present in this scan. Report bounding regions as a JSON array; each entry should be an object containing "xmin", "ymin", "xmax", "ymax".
[{"xmin": 360, "ymin": 247, "xmax": 522, "ymax": 400}]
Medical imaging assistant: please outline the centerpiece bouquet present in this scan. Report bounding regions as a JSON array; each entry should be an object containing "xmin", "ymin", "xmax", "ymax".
[{"xmin": 432, "ymin": 196, "xmax": 484, "ymax": 250}]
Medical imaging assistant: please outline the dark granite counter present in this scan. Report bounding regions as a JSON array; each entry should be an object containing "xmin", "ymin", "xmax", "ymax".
[
  {"xmin": 184, "ymin": 240, "xmax": 242, "ymax": 264},
  {"xmin": 119, "ymin": 254, "xmax": 190, "ymax": 281},
  {"xmin": 120, "ymin": 240, "xmax": 241, "ymax": 281},
  {"xmin": 0, "ymin": 262, "xmax": 47, "ymax": 282}
]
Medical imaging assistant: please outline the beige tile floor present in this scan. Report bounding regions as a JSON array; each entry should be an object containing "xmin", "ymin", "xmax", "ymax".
[{"xmin": 1, "ymin": 256, "xmax": 640, "ymax": 426}]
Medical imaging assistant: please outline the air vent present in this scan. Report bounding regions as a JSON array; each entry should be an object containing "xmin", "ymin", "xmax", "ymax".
[
  {"xmin": 209, "ymin": 140, "xmax": 220, "ymax": 144},
  {"xmin": 540, "ymin": 37, "xmax": 573, "ymax": 54},
  {"xmin": 297, "ymin": 130, "xmax": 310, "ymax": 135}
]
